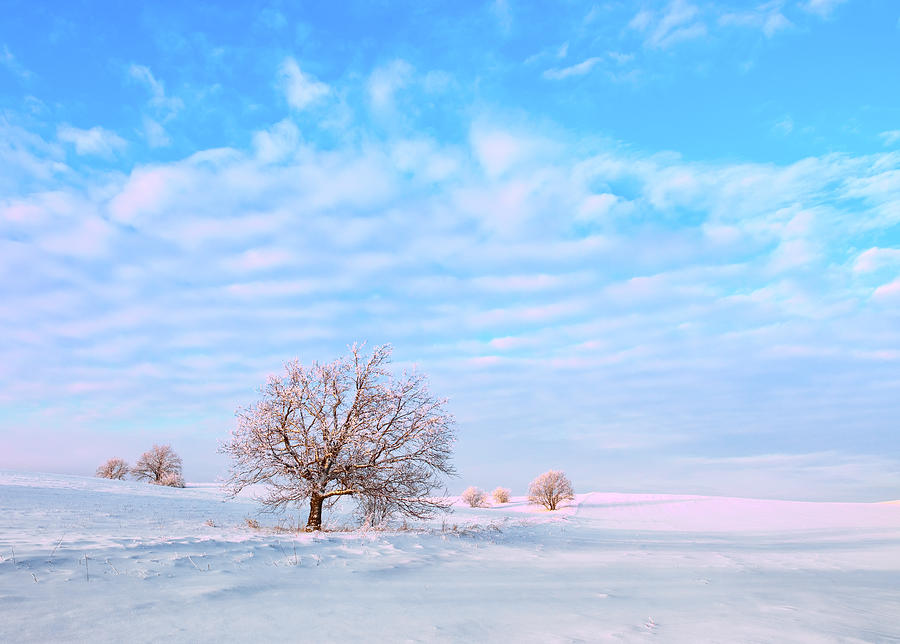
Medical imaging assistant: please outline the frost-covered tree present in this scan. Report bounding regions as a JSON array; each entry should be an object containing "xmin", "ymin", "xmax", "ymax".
[
  {"xmin": 222, "ymin": 344, "xmax": 456, "ymax": 531},
  {"xmin": 528, "ymin": 470, "xmax": 574, "ymax": 510},
  {"xmin": 132, "ymin": 444, "xmax": 183, "ymax": 485},
  {"xmin": 461, "ymin": 486, "xmax": 486, "ymax": 507},
  {"xmin": 96, "ymin": 457, "xmax": 129, "ymax": 480},
  {"xmin": 492, "ymin": 486, "xmax": 510, "ymax": 504}
]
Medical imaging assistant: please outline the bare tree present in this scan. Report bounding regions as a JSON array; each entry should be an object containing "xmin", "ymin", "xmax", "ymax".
[
  {"xmin": 221, "ymin": 344, "xmax": 456, "ymax": 531},
  {"xmin": 132, "ymin": 444, "xmax": 183, "ymax": 485},
  {"xmin": 96, "ymin": 457, "xmax": 129, "ymax": 480},
  {"xmin": 528, "ymin": 470, "xmax": 574, "ymax": 511},
  {"xmin": 461, "ymin": 486, "xmax": 486, "ymax": 507},
  {"xmin": 491, "ymin": 486, "xmax": 510, "ymax": 504}
]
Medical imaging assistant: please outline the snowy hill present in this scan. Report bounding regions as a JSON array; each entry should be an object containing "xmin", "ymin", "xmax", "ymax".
[{"xmin": 1, "ymin": 470, "xmax": 899, "ymax": 642}]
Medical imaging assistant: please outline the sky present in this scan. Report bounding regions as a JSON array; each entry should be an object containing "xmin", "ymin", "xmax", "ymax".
[{"xmin": 1, "ymin": 0, "xmax": 899, "ymax": 501}]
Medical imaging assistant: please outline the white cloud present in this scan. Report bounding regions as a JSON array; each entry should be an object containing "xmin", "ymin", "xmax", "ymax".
[
  {"xmin": 142, "ymin": 117, "xmax": 171, "ymax": 148},
  {"xmin": 872, "ymin": 277, "xmax": 900, "ymax": 302},
  {"xmin": 629, "ymin": 10, "xmax": 654, "ymax": 31},
  {"xmin": 470, "ymin": 128, "xmax": 530, "ymax": 177},
  {"xmin": 278, "ymin": 57, "xmax": 330, "ymax": 110},
  {"xmin": 367, "ymin": 59, "xmax": 413, "ymax": 112},
  {"xmin": 1, "ymin": 45, "xmax": 32, "ymax": 80},
  {"xmin": 854, "ymin": 247, "xmax": 900, "ymax": 272},
  {"xmin": 57, "ymin": 125, "xmax": 127, "ymax": 157},
  {"xmin": 389, "ymin": 138, "xmax": 460, "ymax": 182},
  {"xmin": 577, "ymin": 193, "xmax": 623, "ymax": 220},
  {"xmin": 772, "ymin": 115, "xmax": 794, "ymax": 135},
  {"xmin": 5, "ymin": 104, "xmax": 900, "ymax": 493},
  {"xmin": 543, "ymin": 57, "xmax": 602, "ymax": 80},
  {"xmin": 879, "ymin": 130, "xmax": 900, "ymax": 147},
  {"xmin": 252, "ymin": 119, "xmax": 301, "ymax": 163},
  {"xmin": 128, "ymin": 64, "xmax": 182, "ymax": 117},
  {"xmin": 800, "ymin": 0, "xmax": 849, "ymax": 17},
  {"xmin": 221, "ymin": 247, "xmax": 297, "ymax": 272},
  {"xmin": 632, "ymin": 0, "xmax": 708, "ymax": 49},
  {"xmin": 492, "ymin": 0, "xmax": 512, "ymax": 35},
  {"xmin": 719, "ymin": 5, "xmax": 792, "ymax": 38}
]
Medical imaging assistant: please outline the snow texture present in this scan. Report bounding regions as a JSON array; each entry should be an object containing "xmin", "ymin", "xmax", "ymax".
[{"xmin": 1, "ymin": 470, "xmax": 899, "ymax": 642}]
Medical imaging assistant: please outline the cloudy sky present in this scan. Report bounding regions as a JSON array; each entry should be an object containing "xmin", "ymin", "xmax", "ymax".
[{"xmin": 1, "ymin": 0, "xmax": 899, "ymax": 500}]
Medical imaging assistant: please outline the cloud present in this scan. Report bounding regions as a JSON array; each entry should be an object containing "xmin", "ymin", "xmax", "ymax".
[
  {"xmin": 367, "ymin": 59, "xmax": 413, "ymax": 112},
  {"xmin": 221, "ymin": 246, "xmax": 297, "ymax": 272},
  {"xmin": 491, "ymin": 0, "xmax": 512, "ymax": 35},
  {"xmin": 278, "ymin": 57, "xmax": 330, "ymax": 110},
  {"xmin": 1, "ymin": 45, "xmax": 32, "ymax": 80},
  {"xmin": 879, "ymin": 130, "xmax": 900, "ymax": 147},
  {"xmin": 577, "ymin": 193, "xmax": 626, "ymax": 220},
  {"xmin": 543, "ymin": 57, "xmax": 603, "ymax": 80},
  {"xmin": 107, "ymin": 165, "xmax": 181, "ymax": 223},
  {"xmin": 57, "ymin": 125, "xmax": 127, "ymax": 157},
  {"xmin": 128, "ymin": 64, "xmax": 182, "ymax": 117},
  {"xmin": 4, "ymin": 87, "xmax": 900, "ymax": 491},
  {"xmin": 142, "ymin": 117, "xmax": 171, "ymax": 148},
  {"xmin": 470, "ymin": 128, "xmax": 532, "ymax": 177},
  {"xmin": 631, "ymin": 0, "xmax": 707, "ymax": 49},
  {"xmin": 854, "ymin": 247, "xmax": 900, "ymax": 272},
  {"xmin": 772, "ymin": 115, "xmax": 794, "ymax": 135},
  {"xmin": 800, "ymin": 0, "xmax": 849, "ymax": 17},
  {"xmin": 872, "ymin": 277, "xmax": 900, "ymax": 302},
  {"xmin": 719, "ymin": 5, "xmax": 792, "ymax": 38},
  {"xmin": 252, "ymin": 119, "xmax": 301, "ymax": 163}
]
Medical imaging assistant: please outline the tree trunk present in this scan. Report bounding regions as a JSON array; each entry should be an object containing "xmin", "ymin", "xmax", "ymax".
[{"xmin": 306, "ymin": 494, "xmax": 324, "ymax": 531}]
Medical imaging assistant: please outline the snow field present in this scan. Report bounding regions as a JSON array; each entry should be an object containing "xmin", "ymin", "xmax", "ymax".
[{"xmin": 1, "ymin": 470, "xmax": 899, "ymax": 643}]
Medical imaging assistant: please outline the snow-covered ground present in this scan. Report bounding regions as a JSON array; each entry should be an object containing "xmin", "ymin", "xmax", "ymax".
[{"xmin": 1, "ymin": 471, "xmax": 898, "ymax": 643}]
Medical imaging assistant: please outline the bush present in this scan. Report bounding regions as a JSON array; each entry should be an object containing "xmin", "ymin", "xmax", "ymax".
[
  {"xmin": 461, "ymin": 486, "xmax": 486, "ymax": 508},
  {"xmin": 158, "ymin": 472, "xmax": 185, "ymax": 488},
  {"xmin": 491, "ymin": 486, "xmax": 510, "ymax": 504},
  {"xmin": 528, "ymin": 470, "xmax": 574, "ymax": 511},
  {"xmin": 96, "ymin": 457, "xmax": 129, "ymax": 480}
]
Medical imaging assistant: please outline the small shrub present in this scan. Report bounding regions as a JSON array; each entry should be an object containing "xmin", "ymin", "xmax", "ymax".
[
  {"xmin": 158, "ymin": 472, "xmax": 185, "ymax": 488},
  {"xmin": 244, "ymin": 517, "xmax": 261, "ymax": 529},
  {"xmin": 96, "ymin": 458, "xmax": 129, "ymax": 480},
  {"xmin": 491, "ymin": 486, "xmax": 510, "ymax": 504},
  {"xmin": 528, "ymin": 470, "xmax": 574, "ymax": 511},
  {"xmin": 461, "ymin": 486, "xmax": 486, "ymax": 508}
]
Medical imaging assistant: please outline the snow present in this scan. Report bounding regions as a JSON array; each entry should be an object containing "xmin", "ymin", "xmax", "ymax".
[{"xmin": 2, "ymin": 471, "xmax": 899, "ymax": 642}]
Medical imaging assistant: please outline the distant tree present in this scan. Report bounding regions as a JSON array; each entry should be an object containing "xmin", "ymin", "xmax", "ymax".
[
  {"xmin": 96, "ymin": 457, "xmax": 129, "ymax": 480},
  {"xmin": 491, "ymin": 486, "xmax": 510, "ymax": 504},
  {"xmin": 461, "ymin": 486, "xmax": 486, "ymax": 507},
  {"xmin": 132, "ymin": 444, "xmax": 183, "ymax": 486},
  {"xmin": 528, "ymin": 470, "xmax": 574, "ymax": 511},
  {"xmin": 222, "ymin": 344, "xmax": 456, "ymax": 531}
]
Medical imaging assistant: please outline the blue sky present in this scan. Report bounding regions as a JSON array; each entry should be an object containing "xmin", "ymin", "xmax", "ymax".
[{"xmin": 1, "ymin": 0, "xmax": 899, "ymax": 500}]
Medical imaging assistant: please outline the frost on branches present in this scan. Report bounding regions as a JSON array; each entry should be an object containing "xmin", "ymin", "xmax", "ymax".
[
  {"xmin": 221, "ymin": 344, "xmax": 456, "ymax": 531},
  {"xmin": 461, "ymin": 486, "xmax": 487, "ymax": 507},
  {"xmin": 528, "ymin": 470, "xmax": 574, "ymax": 511},
  {"xmin": 96, "ymin": 457, "xmax": 129, "ymax": 480},
  {"xmin": 132, "ymin": 444, "xmax": 184, "ymax": 487}
]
